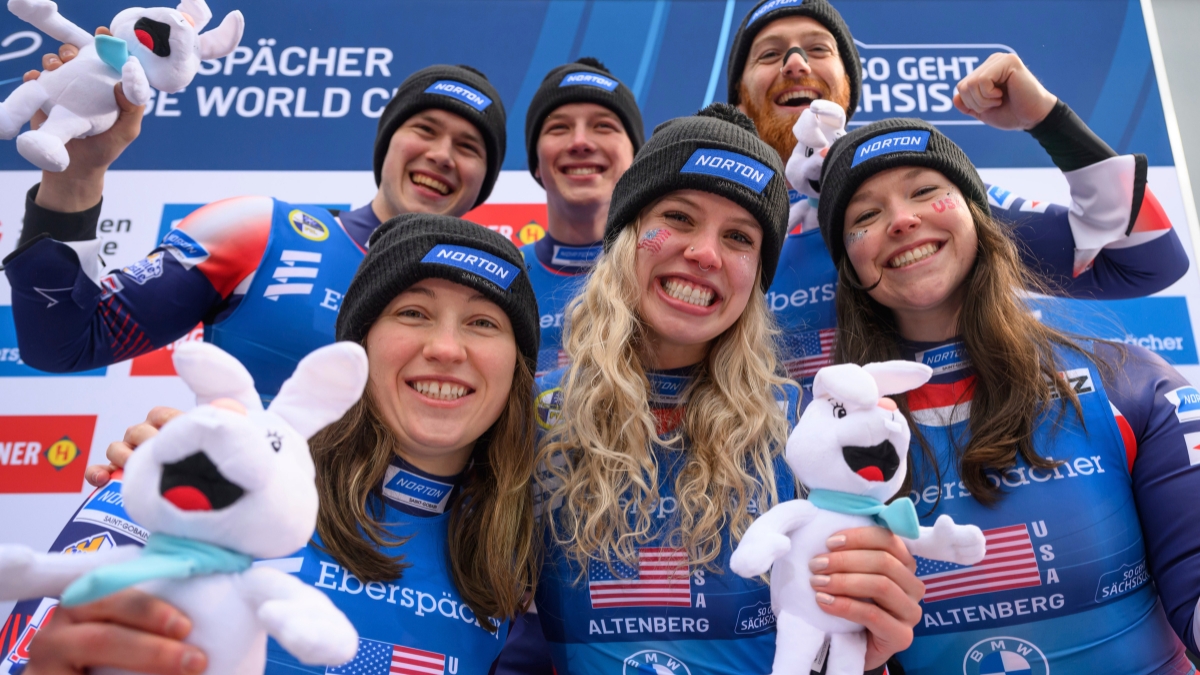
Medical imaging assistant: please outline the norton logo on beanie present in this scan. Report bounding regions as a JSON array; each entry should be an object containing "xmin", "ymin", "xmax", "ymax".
[
  {"xmin": 748, "ymin": 0, "xmax": 805, "ymax": 26},
  {"xmin": 424, "ymin": 80, "xmax": 493, "ymax": 112},
  {"xmin": 852, "ymin": 130, "xmax": 931, "ymax": 167},
  {"xmin": 561, "ymin": 72, "xmax": 618, "ymax": 91},
  {"xmin": 423, "ymin": 244, "xmax": 520, "ymax": 290},
  {"xmin": 682, "ymin": 148, "xmax": 775, "ymax": 193}
]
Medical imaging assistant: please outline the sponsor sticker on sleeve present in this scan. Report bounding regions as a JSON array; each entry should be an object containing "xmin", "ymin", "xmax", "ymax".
[{"xmin": 1165, "ymin": 385, "xmax": 1200, "ymax": 423}]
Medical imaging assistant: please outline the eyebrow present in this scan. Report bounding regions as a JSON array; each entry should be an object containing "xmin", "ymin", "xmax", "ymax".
[{"xmin": 397, "ymin": 286, "xmax": 436, "ymax": 299}]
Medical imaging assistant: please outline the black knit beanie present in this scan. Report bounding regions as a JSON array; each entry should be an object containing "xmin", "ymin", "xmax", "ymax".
[
  {"xmin": 373, "ymin": 65, "xmax": 507, "ymax": 207},
  {"xmin": 524, "ymin": 57, "xmax": 645, "ymax": 183},
  {"xmin": 336, "ymin": 214, "xmax": 539, "ymax": 370},
  {"xmin": 818, "ymin": 118, "xmax": 989, "ymax": 269},
  {"xmin": 726, "ymin": 0, "xmax": 862, "ymax": 120},
  {"xmin": 604, "ymin": 103, "xmax": 789, "ymax": 289}
]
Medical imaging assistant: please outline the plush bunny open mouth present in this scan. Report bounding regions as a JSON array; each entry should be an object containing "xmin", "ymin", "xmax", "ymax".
[
  {"xmin": 842, "ymin": 441, "xmax": 900, "ymax": 483},
  {"xmin": 134, "ymin": 17, "xmax": 172, "ymax": 57},
  {"xmin": 160, "ymin": 451, "xmax": 244, "ymax": 511}
]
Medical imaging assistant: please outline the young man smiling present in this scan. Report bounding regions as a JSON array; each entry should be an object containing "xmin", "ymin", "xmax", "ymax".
[
  {"xmin": 520, "ymin": 57, "xmax": 644, "ymax": 374},
  {"xmin": 3, "ymin": 62, "xmax": 506, "ymax": 398},
  {"xmin": 726, "ymin": 0, "xmax": 1186, "ymax": 386}
]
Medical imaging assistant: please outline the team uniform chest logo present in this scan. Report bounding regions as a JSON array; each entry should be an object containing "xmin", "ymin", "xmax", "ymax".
[
  {"xmin": 288, "ymin": 210, "xmax": 330, "ymax": 242},
  {"xmin": 622, "ymin": 649, "xmax": 692, "ymax": 675},
  {"xmin": 963, "ymin": 636, "xmax": 1048, "ymax": 675}
]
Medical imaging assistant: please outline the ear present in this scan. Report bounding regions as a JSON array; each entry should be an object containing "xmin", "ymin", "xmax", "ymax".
[
  {"xmin": 197, "ymin": 10, "xmax": 243, "ymax": 60},
  {"xmin": 864, "ymin": 361, "xmax": 933, "ymax": 396},
  {"xmin": 173, "ymin": 342, "xmax": 264, "ymax": 412},
  {"xmin": 268, "ymin": 342, "xmax": 368, "ymax": 439},
  {"xmin": 175, "ymin": 0, "xmax": 212, "ymax": 30},
  {"xmin": 812, "ymin": 363, "xmax": 878, "ymax": 408}
]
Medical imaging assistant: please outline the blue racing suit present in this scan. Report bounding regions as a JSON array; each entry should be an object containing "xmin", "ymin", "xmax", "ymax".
[
  {"xmin": 893, "ymin": 338, "xmax": 1200, "ymax": 674},
  {"xmin": 2, "ymin": 193, "xmax": 379, "ymax": 398},
  {"xmin": 0, "ymin": 458, "xmax": 510, "ymax": 675},
  {"xmin": 519, "ymin": 234, "xmax": 602, "ymax": 376},
  {"xmin": 530, "ymin": 366, "xmax": 809, "ymax": 675}
]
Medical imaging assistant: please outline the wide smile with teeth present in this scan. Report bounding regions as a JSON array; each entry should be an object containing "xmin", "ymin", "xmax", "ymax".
[
  {"xmin": 410, "ymin": 380, "xmax": 472, "ymax": 401},
  {"xmin": 775, "ymin": 89, "xmax": 822, "ymax": 107},
  {"xmin": 411, "ymin": 173, "xmax": 452, "ymax": 196},
  {"xmin": 889, "ymin": 242, "xmax": 941, "ymax": 268},
  {"xmin": 662, "ymin": 278, "xmax": 717, "ymax": 307},
  {"xmin": 562, "ymin": 166, "xmax": 604, "ymax": 176}
]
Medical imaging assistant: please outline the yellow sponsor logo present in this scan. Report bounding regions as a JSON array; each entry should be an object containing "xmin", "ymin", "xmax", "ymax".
[
  {"xmin": 518, "ymin": 221, "xmax": 546, "ymax": 245},
  {"xmin": 45, "ymin": 437, "xmax": 79, "ymax": 470},
  {"xmin": 63, "ymin": 532, "xmax": 115, "ymax": 555},
  {"xmin": 289, "ymin": 210, "xmax": 330, "ymax": 242},
  {"xmin": 536, "ymin": 387, "xmax": 563, "ymax": 430}
]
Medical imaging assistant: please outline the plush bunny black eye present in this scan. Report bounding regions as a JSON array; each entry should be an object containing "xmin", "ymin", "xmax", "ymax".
[
  {"xmin": 267, "ymin": 430, "xmax": 282, "ymax": 452},
  {"xmin": 805, "ymin": 147, "xmax": 815, "ymax": 158},
  {"xmin": 832, "ymin": 401, "xmax": 847, "ymax": 419}
]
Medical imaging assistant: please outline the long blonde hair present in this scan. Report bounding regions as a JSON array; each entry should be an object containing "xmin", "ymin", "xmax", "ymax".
[{"xmin": 537, "ymin": 224, "xmax": 790, "ymax": 572}]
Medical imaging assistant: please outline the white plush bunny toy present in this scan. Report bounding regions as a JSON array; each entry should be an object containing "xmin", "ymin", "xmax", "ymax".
[
  {"xmin": 785, "ymin": 98, "xmax": 847, "ymax": 233},
  {"xmin": 730, "ymin": 361, "xmax": 987, "ymax": 675},
  {"xmin": 0, "ymin": 341, "xmax": 366, "ymax": 674},
  {"xmin": 0, "ymin": 0, "xmax": 243, "ymax": 171}
]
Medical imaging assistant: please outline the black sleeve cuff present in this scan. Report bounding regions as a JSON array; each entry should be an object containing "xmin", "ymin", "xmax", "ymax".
[
  {"xmin": 18, "ymin": 183, "xmax": 103, "ymax": 247},
  {"xmin": 1027, "ymin": 99, "xmax": 1118, "ymax": 173}
]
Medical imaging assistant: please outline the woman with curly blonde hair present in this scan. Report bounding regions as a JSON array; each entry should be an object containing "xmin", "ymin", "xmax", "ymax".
[{"xmin": 530, "ymin": 104, "xmax": 924, "ymax": 675}]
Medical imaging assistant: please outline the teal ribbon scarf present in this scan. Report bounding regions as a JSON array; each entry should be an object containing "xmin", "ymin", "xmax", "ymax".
[
  {"xmin": 61, "ymin": 533, "xmax": 253, "ymax": 607},
  {"xmin": 806, "ymin": 488, "xmax": 921, "ymax": 540}
]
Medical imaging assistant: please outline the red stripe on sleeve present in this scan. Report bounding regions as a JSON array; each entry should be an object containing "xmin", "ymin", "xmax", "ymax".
[{"xmin": 1132, "ymin": 188, "xmax": 1172, "ymax": 233}]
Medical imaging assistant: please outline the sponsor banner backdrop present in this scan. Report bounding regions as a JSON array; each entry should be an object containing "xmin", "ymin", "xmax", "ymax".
[{"xmin": 0, "ymin": 0, "xmax": 1198, "ymax": 628}]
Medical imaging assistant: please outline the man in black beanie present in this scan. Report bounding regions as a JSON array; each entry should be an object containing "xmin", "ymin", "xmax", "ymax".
[
  {"xmin": 3, "ymin": 63, "xmax": 509, "ymax": 400},
  {"xmin": 519, "ymin": 57, "xmax": 644, "ymax": 375}
]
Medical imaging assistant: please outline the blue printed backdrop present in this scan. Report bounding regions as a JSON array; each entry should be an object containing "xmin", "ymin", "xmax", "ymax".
[{"xmin": 0, "ymin": 0, "xmax": 1174, "ymax": 170}]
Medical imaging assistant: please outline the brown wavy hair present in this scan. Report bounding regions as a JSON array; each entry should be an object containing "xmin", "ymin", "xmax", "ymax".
[
  {"xmin": 833, "ymin": 200, "xmax": 1088, "ymax": 506},
  {"xmin": 309, "ymin": 356, "xmax": 538, "ymax": 632}
]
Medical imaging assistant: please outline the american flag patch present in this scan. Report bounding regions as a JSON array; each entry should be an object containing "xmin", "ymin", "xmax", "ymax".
[
  {"xmin": 782, "ymin": 328, "xmax": 836, "ymax": 380},
  {"xmin": 916, "ymin": 524, "xmax": 1041, "ymax": 603},
  {"xmin": 326, "ymin": 637, "xmax": 446, "ymax": 675},
  {"xmin": 588, "ymin": 547, "xmax": 691, "ymax": 608}
]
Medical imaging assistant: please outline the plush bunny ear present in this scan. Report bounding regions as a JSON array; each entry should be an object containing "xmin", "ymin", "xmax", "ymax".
[
  {"xmin": 812, "ymin": 363, "xmax": 879, "ymax": 408},
  {"xmin": 173, "ymin": 342, "xmax": 264, "ymax": 412},
  {"xmin": 864, "ymin": 361, "xmax": 933, "ymax": 396},
  {"xmin": 197, "ymin": 10, "xmax": 243, "ymax": 60},
  {"xmin": 268, "ymin": 342, "xmax": 368, "ymax": 439},
  {"xmin": 175, "ymin": 0, "xmax": 212, "ymax": 30}
]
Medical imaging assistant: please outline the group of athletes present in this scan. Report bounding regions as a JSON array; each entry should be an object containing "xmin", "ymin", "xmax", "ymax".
[{"xmin": 4, "ymin": 0, "xmax": 1200, "ymax": 673}]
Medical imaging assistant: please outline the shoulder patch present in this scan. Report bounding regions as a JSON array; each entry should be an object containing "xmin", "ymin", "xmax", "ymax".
[
  {"xmin": 987, "ymin": 184, "xmax": 1018, "ymax": 210},
  {"xmin": 536, "ymin": 387, "xmax": 564, "ymax": 430},
  {"xmin": 1165, "ymin": 385, "xmax": 1200, "ymax": 423}
]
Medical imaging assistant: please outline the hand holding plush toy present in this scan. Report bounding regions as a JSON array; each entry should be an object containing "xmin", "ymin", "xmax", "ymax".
[
  {"xmin": 0, "ymin": 0, "xmax": 243, "ymax": 171},
  {"xmin": 785, "ymin": 99, "xmax": 846, "ymax": 233},
  {"xmin": 730, "ymin": 361, "xmax": 986, "ymax": 675},
  {"xmin": 0, "ymin": 341, "xmax": 365, "ymax": 674}
]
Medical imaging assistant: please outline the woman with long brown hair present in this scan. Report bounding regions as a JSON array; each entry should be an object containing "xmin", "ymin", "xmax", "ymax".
[
  {"xmin": 531, "ymin": 104, "xmax": 924, "ymax": 675},
  {"xmin": 819, "ymin": 118, "xmax": 1200, "ymax": 674},
  {"xmin": 17, "ymin": 214, "xmax": 542, "ymax": 675}
]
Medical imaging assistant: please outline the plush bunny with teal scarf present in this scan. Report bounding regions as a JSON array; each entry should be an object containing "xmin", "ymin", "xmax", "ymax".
[
  {"xmin": 730, "ymin": 361, "xmax": 987, "ymax": 675},
  {"xmin": 0, "ymin": 341, "xmax": 367, "ymax": 674}
]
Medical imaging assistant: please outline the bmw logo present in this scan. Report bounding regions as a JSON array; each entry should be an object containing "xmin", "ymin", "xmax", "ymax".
[
  {"xmin": 621, "ymin": 649, "xmax": 691, "ymax": 675},
  {"xmin": 963, "ymin": 636, "xmax": 1048, "ymax": 675}
]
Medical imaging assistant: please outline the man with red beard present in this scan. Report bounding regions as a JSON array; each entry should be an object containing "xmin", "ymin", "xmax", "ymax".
[{"xmin": 726, "ymin": 0, "xmax": 1188, "ymax": 386}]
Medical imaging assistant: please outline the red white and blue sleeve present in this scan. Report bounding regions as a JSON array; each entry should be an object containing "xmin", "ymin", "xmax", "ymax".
[
  {"xmin": 1094, "ymin": 341, "xmax": 1200, "ymax": 651},
  {"xmin": 991, "ymin": 100, "xmax": 1187, "ymax": 300},
  {"xmin": 1, "ymin": 187, "xmax": 272, "ymax": 372}
]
